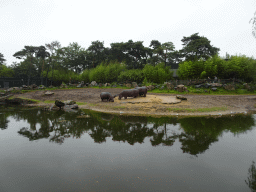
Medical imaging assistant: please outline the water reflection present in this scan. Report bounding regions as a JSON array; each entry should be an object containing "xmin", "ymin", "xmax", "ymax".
[
  {"xmin": 0, "ymin": 107, "xmax": 255, "ymax": 156},
  {"xmin": 246, "ymin": 161, "xmax": 256, "ymax": 192}
]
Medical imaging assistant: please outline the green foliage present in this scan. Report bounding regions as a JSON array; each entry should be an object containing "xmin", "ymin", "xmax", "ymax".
[
  {"xmin": 178, "ymin": 59, "xmax": 204, "ymax": 79},
  {"xmin": 104, "ymin": 62, "xmax": 126, "ymax": 83},
  {"xmin": 143, "ymin": 63, "xmax": 173, "ymax": 84},
  {"xmin": 118, "ymin": 69, "xmax": 144, "ymax": 83},
  {"xmin": 89, "ymin": 64, "xmax": 106, "ymax": 83},
  {"xmin": 180, "ymin": 33, "xmax": 220, "ymax": 61},
  {"xmin": 79, "ymin": 69, "xmax": 90, "ymax": 83},
  {"xmin": 0, "ymin": 52, "xmax": 6, "ymax": 65},
  {"xmin": 43, "ymin": 69, "xmax": 79, "ymax": 83},
  {"xmin": 0, "ymin": 65, "xmax": 14, "ymax": 77}
]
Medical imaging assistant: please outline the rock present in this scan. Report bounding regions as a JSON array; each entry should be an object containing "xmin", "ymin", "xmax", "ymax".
[
  {"xmin": 177, "ymin": 84, "xmax": 187, "ymax": 92},
  {"xmin": 98, "ymin": 83, "xmax": 103, "ymax": 87},
  {"xmin": 160, "ymin": 86, "xmax": 165, "ymax": 90},
  {"xmin": 211, "ymin": 88, "xmax": 217, "ymax": 91},
  {"xmin": 132, "ymin": 82, "xmax": 138, "ymax": 88},
  {"xmin": 195, "ymin": 85, "xmax": 201, "ymax": 88},
  {"xmin": 70, "ymin": 104, "xmax": 78, "ymax": 109},
  {"xmin": 64, "ymin": 100, "xmax": 76, "ymax": 105},
  {"xmin": 146, "ymin": 85, "xmax": 155, "ymax": 91},
  {"xmin": 81, "ymin": 81, "xmax": 84, "ymax": 85},
  {"xmin": 38, "ymin": 85, "xmax": 45, "ymax": 89},
  {"xmin": 91, "ymin": 81, "xmax": 97, "ymax": 86},
  {"xmin": 224, "ymin": 84, "xmax": 235, "ymax": 91},
  {"xmin": 204, "ymin": 83, "xmax": 212, "ymax": 88},
  {"xmin": 126, "ymin": 83, "xmax": 131, "ymax": 88},
  {"xmin": 44, "ymin": 91, "xmax": 54, "ymax": 96},
  {"xmin": 7, "ymin": 88, "xmax": 13, "ymax": 92},
  {"xmin": 112, "ymin": 84, "xmax": 117, "ymax": 87},
  {"xmin": 211, "ymin": 83, "xmax": 222, "ymax": 87},
  {"xmin": 13, "ymin": 87, "xmax": 21, "ymax": 91},
  {"xmin": 176, "ymin": 95, "xmax": 187, "ymax": 100},
  {"xmin": 77, "ymin": 84, "xmax": 82, "ymax": 88},
  {"xmin": 31, "ymin": 84, "xmax": 38, "ymax": 89},
  {"xmin": 166, "ymin": 82, "xmax": 174, "ymax": 90}
]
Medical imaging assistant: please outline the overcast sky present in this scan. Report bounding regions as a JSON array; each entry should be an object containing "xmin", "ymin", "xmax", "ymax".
[{"xmin": 1, "ymin": 0, "xmax": 256, "ymax": 66}]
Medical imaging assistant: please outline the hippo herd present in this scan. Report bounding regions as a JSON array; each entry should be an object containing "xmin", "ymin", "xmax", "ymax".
[{"xmin": 100, "ymin": 87, "xmax": 147, "ymax": 102}]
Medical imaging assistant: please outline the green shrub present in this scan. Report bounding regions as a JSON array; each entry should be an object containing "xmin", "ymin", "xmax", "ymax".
[
  {"xmin": 143, "ymin": 63, "xmax": 173, "ymax": 84},
  {"xmin": 118, "ymin": 69, "xmax": 144, "ymax": 83}
]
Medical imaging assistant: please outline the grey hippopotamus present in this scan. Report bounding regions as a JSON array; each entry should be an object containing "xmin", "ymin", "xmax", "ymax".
[
  {"xmin": 100, "ymin": 92, "xmax": 117, "ymax": 102},
  {"xmin": 135, "ymin": 86, "xmax": 147, "ymax": 97},
  {"xmin": 118, "ymin": 89, "xmax": 139, "ymax": 100}
]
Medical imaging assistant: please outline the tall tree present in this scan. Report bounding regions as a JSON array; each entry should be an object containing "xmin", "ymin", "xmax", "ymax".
[
  {"xmin": 0, "ymin": 53, "xmax": 6, "ymax": 65},
  {"xmin": 13, "ymin": 46, "xmax": 38, "ymax": 85},
  {"xmin": 149, "ymin": 40, "xmax": 163, "ymax": 66},
  {"xmin": 57, "ymin": 42, "xmax": 86, "ymax": 73},
  {"xmin": 180, "ymin": 33, "xmax": 220, "ymax": 61},
  {"xmin": 36, "ymin": 46, "xmax": 50, "ymax": 85},
  {"xmin": 161, "ymin": 42, "xmax": 175, "ymax": 67},
  {"xmin": 45, "ymin": 41, "xmax": 61, "ymax": 86},
  {"xmin": 86, "ymin": 41, "xmax": 106, "ymax": 68}
]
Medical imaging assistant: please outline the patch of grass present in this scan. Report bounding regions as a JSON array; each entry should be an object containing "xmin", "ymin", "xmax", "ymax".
[
  {"xmin": 76, "ymin": 102, "xmax": 87, "ymax": 105},
  {"xmin": 44, "ymin": 100, "xmax": 55, "ymax": 104},
  {"xmin": 13, "ymin": 97, "xmax": 41, "ymax": 103},
  {"xmin": 168, "ymin": 106, "xmax": 228, "ymax": 113},
  {"xmin": 89, "ymin": 103, "xmax": 98, "ymax": 106}
]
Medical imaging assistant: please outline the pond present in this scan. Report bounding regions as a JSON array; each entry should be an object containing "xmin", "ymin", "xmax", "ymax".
[{"xmin": 0, "ymin": 107, "xmax": 256, "ymax": 192}]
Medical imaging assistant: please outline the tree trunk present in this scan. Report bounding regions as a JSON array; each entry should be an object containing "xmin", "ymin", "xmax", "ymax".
[{"xmin": 41, "ymin": 59, "xmax": 44, "ymax": 85}]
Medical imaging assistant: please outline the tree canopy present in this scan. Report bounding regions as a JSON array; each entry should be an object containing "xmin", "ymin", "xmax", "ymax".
[{"xmin": 180, "ymin": 33, "xmax": 220, "ymax": 61}]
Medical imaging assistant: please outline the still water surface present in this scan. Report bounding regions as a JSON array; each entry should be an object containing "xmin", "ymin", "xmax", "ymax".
[{"xmin": 0, "ymin": 107, "xmax": 256, "ymax": 192}]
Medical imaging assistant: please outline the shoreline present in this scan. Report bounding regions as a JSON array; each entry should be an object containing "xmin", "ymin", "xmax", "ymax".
[{"xmin": 5, "ymin": 88, "xmax": 256, "ymax": 117}]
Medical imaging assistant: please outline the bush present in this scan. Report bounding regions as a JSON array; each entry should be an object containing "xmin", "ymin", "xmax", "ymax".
[
  {"xmin": 118, "ymin": 69, "xmax": 144, "ymax": 83},
  {"xmin": 143, "ymin": 63, "xmax": 173, "ymax": 84}
]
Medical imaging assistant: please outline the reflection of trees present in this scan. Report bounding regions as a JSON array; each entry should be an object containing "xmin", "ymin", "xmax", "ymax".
[
  {"xmin": 1, "ymin": 108, "xmax": 255, "ymax": 150},
  {"xmin": 178, "ymin": 115, "xmax": 255, "ymax": 156},
  {"xmin": 0, "ymin": 113, "xmax": 10, "ymax": 130},
  {"xmin": 246, "ymin": 161, "xmax": 256, "ymax": 192}
]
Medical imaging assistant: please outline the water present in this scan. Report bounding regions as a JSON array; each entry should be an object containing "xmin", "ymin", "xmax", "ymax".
[{"xmin": 0, "ymin": 107, "xmax": 256, "ymax": 192}]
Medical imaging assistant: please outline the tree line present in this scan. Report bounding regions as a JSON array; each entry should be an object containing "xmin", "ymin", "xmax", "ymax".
[{"xmin": 0, "ymin": 32, "xmax": 255, "ymax": 84}]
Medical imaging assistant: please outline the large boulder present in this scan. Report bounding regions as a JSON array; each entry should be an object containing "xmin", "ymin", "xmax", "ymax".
[
  {"xmin": 44, "ymin": 91, "xmax": 54, "ymax": 96},
  {"xmin": 177, "ymin": 84, "xmax": 187, "ymax": 92},
  {"xmin": 132, "ymin": 82, "xmax": 138, "ymax": 88},
  {"xmin": 176, "ymin": 95, "xmax": 187, "ymax": 100},
  {"xmin": 211, "ymin": 83, "xmax": 222, "ymax": 87},
  {"xmin": 166, "ymin": 82, "xmax": 174, "ymax": 90},
  {"xmin": 224, "ymin": 84, "xmax": 235, "ymax": 91},
  {"xmin": 146, "ymin": 85, "xmax": 155, "ymax": 91},
  {"xmin": 91, "ymin": 81, "xmax": 97, "ymax": 86},
  {"xmin": 126, "ymin": 83, "xmax": 131, "ymax": 88}
]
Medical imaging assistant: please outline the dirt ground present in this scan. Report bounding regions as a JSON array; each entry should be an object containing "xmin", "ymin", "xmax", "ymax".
[{"xmin": 15, "ymin": 88, "xmax": 256, "ymax": 116}]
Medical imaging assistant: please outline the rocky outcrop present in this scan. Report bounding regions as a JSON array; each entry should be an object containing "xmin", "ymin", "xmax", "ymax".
[
  {"xmin": 126, "ymin": 83, "xmax": 131, "ymax": 88},
  {"xmin": 177, "ymin": 85, "xmax": 187, "ymax": 92},
  {"xmin": 64, "ymin": 100, "xmax": 76, "ymax": 105},
  {"xmin": 44, "ymin": 91, "xmax": 54, "ymax": 96},
  {"xmin": 176, "ymin": 95, "xmax": 187, "ymax": 100},
  {"xmin": 132, "ymin": 82, "xmax": 138, "ymax": 88},
  {"xmin": 224, "ymin": 84, "xmax": 235, "ymax": 91},
  {"xmin": 91, "ymin": 81, "xmax": 97, "ymax": 86}
]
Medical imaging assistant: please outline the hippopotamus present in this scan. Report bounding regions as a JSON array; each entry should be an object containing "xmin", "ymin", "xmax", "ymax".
[
  {"xmin": 118, "ymin": 89, "xmax": 139, "ymax": 100},
  {"xmin": 100, "ymin": 92, "xmax": 117, "ymax": 102},
  {"xmin": 135, "ymin": 86, "xmax": 147, "ymax": 97}
]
